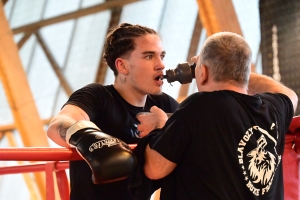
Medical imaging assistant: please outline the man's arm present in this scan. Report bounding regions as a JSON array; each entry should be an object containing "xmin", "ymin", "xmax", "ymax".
[
  {"xmin": 48, "ymin": 104, "xmax": 137, "ymax": 184},
  {"xmin": 144, "ymin": 144, "xmax": 177, "ymax": 180},
  {"xmin": 248, "ymin": 72, "xmax": 298, "ymax": 112},
  {"xmin": 136, "ymin": 106, "xmax": 169, "ymax": 137},
  {"xmin": 47, "ymin": 104, "xmax": 90, "ymax": 147}
]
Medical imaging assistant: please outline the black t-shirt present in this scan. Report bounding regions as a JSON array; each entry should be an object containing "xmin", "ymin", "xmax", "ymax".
[
  {"xmin": 65, "ymin": 83, "xmax": 179, "ymax": 200},
  {"xmin": 150, "ymin": 90, "xmax": 294, "ymax": 200}
]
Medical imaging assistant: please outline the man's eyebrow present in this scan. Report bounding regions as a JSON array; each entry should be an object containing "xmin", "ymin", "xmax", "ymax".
[
  {"xmin": 141, "ymin": 51, "xmax": 166, "ymax": 55},
  {"xmin": 141, "ymin": 51, "xmax": 155, "ymax": 55}
]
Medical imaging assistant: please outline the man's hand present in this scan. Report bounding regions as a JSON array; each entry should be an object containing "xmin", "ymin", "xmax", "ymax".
[{"xmin": 136, "ymin": 106, "xmax": 168, "ymax": 137}]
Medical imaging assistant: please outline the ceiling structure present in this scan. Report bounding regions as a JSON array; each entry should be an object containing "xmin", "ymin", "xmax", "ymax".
[
  {"xmin": 0, "ymin": 0, "xmax": 262, "ymax": 199},
  {"xmin": 0, "ymin": 0, "xmax": 259, "ymax": 146}
]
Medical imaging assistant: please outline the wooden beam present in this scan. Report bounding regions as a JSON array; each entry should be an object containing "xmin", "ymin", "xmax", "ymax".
[
  {"xmin": 196, "ymin": 0, "xmax": 243, "ymax": 36},
  {"xmin": 17, "ymin": 32, "xmax": 32, "ymax": 49},
  {"xmin": 0, "ymin": 119, "xmax": 51, "ymax": 132},
  {"xmin": 2, "ymin": 0, "xmax": 7, "ymax": 6},
  {"xmin": 0, "ymin": 2, "xmax": 48, "ymax": 198},
  {"xmin": 0, "ymin": 2, "xmax": 49, "ymax": 148},
  {"xmin": 34, "ymin": 31, "xmax": 73, "ymax": 96},
  {"xmin": 12, "ymin": 0, "xmax": 139, "ymax": 35},
  {"xmin": 5, "ymin": 131, "xmax": 40, "ymax": 200},
  {"xmin": 177, "ymin": 13, "xmax": 203, "ymax": 103},
  {"xmin": 94, "ymin": 1, "xmax": 123, "ymax": 84},
  {"xmin": 196, "ymin": 0, "xmax": 256, "ymax": 72}
]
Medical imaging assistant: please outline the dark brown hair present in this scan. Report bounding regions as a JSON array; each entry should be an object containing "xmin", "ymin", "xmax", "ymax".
[{"xmin": 103, "ymin": 23, "xmax": 158, "ymax": 76}]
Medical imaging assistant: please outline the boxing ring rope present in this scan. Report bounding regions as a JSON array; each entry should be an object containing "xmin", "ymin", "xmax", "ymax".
[
  {"xmin": 0, "ymin": 116, "xmax": 300, "ymax": 200},
  {"xmin": 0, "ymin": 144, "xmax": 136, "ymax": 200}
]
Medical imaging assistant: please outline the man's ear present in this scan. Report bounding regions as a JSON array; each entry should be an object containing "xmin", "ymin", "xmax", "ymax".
[
  {"xmin": 115, "ymin": 58, "xmax": 129, "ymax": 75},
  {"xmin": 199, "ymin": 64, "xmax": 208, "ymax": 85}
]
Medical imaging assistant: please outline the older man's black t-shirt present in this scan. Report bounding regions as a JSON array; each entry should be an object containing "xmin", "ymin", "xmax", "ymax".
[{"xmin": 150, "ymin": 90, "xmax": 293, "ymax": 200}]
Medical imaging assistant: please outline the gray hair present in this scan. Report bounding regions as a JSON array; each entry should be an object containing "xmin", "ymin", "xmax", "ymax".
[{"xmin": 199, "ymin": 32, "xmax": 252, "ymax": 86}]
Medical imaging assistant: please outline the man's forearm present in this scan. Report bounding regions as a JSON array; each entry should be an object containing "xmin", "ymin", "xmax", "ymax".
[
  {"xmin": 56, "ymin": 120, "xmax": 75, "ymax": 141},
  {"xmin": 47, "ymin": 116, "xmax": 77, "ymax": 147},
  {"xmin": 248, "ymin": 72, "xmax": 298, "ymax": 112},
  {"xmin": 144, "ymin": 144, "xmax": 177, "ymax": 180},
  {"xmin": 248, "ymin": 73, "xmax": 283, "ymax": 94}
]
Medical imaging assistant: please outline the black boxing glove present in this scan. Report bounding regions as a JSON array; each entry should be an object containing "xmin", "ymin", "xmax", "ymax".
[{"xmin": 66, "ymin": 120, "xmax": 136, "ymax": 184}]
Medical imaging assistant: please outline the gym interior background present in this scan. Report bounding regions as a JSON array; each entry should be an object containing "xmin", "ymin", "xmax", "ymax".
[{"xmin": 0, "ymin": 0, "xmax": 299, "ymax": 199}]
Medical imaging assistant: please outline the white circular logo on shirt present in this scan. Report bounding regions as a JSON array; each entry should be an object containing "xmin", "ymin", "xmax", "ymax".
[{"xmin": 237, "ymin": 123, "xmax": 280, "ymax": 196}]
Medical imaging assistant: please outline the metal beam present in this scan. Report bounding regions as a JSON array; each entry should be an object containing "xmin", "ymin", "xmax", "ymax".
[{"xmin": 12, "ymin": 0, "xmax": 139, "ymax": 35}]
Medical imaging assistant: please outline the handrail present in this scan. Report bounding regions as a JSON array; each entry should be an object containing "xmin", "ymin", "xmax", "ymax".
[
  {"xmin": 0, "ymin": 144, "xmax": 137, "ymax": 200},
  {"xmin": 0, "ymin": 144, "xmax": 137, "ymax": 161},
  {"xmin": 0, "ymin": 147, "xmax": 81, "ymax": 161},
  {"xmin": 0, "ymin": 161, "xmax": 69, "ymax": 175},
  {"xmin": 0, "ymin": 115, "xmax": 299, "ymax": 200}
]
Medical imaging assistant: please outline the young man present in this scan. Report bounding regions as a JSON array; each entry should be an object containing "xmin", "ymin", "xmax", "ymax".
[
  {"xmin": 47, "ymin": 23, "xmax": 179, "ymax": 200},
  {"xmin": 142, "ymin": 32, "xmax": 298, "ymax": 199}
]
